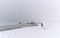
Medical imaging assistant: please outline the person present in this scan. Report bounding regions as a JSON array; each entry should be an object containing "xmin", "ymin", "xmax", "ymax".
[
  {"xmin": 41, "ymin": 22, "xmax": 43, "ymax": 27},
  {"xmin": 41, "ymin": 22, "xmax": 47, "ymax": 30}
]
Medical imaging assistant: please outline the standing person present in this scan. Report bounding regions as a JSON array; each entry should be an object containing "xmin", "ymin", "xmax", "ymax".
[
  {"xmin": 41, "ymin": 22, "xmax": 43, "ymax": 27},
  {"xmin": 41, "ymin": 22, "xmax": 47, "ymax": 30}
]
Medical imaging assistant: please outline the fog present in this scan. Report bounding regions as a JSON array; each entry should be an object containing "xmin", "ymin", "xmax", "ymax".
[{"xmin": 0, "ymin": 0, "xmax": 60, "ymax": 24}]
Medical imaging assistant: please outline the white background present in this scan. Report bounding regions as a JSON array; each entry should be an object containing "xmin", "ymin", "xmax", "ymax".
[{"xmin": 0, "ymin": 0, "xmax": 60, "ymax": 38}]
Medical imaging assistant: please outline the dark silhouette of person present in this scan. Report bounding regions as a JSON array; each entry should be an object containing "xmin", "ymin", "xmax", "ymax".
[{"xmin": 41, "ymin": 22, "xmax": 43, "ymax": 27}]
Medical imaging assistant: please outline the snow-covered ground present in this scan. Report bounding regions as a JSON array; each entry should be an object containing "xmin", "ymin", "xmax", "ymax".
[{"xmin": 0, "ymin": 22, "xmax": 60, "ymax": 38}]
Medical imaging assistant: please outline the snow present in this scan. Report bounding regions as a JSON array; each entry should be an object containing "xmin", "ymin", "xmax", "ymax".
[{"xmin": 0, "ymin": 22, "xmax": 60, "ymax": 38}]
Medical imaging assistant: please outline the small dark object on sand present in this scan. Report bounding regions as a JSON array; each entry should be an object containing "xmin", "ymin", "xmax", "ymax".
[
  {"xmin": 30, "ymin": 21, "xmax": 36, "ymax": 24},
  {"xmin": 19, "ymin": 22, "xmax": 22, "ymax": 24}
]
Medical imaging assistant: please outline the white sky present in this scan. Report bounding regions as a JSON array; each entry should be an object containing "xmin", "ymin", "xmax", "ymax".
[{"xmin": 0, "ymin": 0, "xmax": 60, "ymax": 24}]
